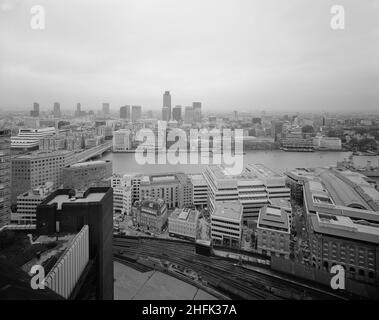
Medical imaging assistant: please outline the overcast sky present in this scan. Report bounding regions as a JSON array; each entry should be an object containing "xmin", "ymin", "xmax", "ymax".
[{"xmin": 0, "ymin": 0, "xmax": 378, "ymax": 113}]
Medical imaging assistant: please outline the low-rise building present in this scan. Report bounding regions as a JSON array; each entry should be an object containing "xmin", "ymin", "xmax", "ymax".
[
  {"xmin": 168, "ymin": 207, "xmax": 199, "ymax": 240},
  {"xmin": 257, "ymin": 206, "xmax": 291, "ymax": 259},
  {"xmin": 113, "ymin": 185, "xmax": 131, "ymax": 216},
  {"xmin": 188, "ymin": 174, "xmax": 208, "ymax": 209},
  {"xmin": 139, "ymin": 172, "xmax": 192, "ymax": 209},
  {"xmin": 244, "ymin": 163, "xmax": 290, "ymax": 200},
  {"xmin": 211, "ymin": 201, "xmax": 243, "ymax": 248},
  {"xmin": 62, "ymin": 160, "xmax": 112, "ymax": 189},
  {"xmin": 11, "ymin": 150, "xmax": 75, "ymax": 202},
  {"xmin": 113, "ymin": 129, "xmax": 132, "ymax": 152},
  {"xmin": 313, "ymin": 136, "xmax": 342, "ymax": 150},
  {"xmin": 11, "ymin": 181, "xmax": 55, "ymax": 226},
  {"xmin": 269, "ymin": 198, "xmax": 293, "ymax": 228},
  {"xmin": 204, "ymin": 165, "xmax": 269, "ymax": 227},
  {"xmin": 134, "ymin": 197, "xmax": 168, "ymax": 233},
  {"xmin": 309, "ymin": 212, "xmax": 379, "ymax": 285},
  {"xmin": 281, "ymin": 137, "xmax": 314, "ymax": 152},
  {"xmin": 11, "ymin": 127, "xmax": 56, "ymax": 151}
]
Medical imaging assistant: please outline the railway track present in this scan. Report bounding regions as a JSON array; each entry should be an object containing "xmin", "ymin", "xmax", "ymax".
[{"xmin": 113, "ymin": 236, "xmax": 347, "ymax": 300}]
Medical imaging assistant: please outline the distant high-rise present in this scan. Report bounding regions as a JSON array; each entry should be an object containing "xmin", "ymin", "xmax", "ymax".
[
  {"xmin": 172, "ymin": 106, "xmax": 182, "ymax": 122},
  {"xmin": 132, "ymin": 105, "xmax": 142, "ymax": 122},
  {"xmin": 0, "ymin": 129, "xmax": 11, "ymax": 228},
  {"xmin": 102, "ymin": 103, "xmax": 110, "ymax": 116},
  {"xmin": 162, "ymin": 107, "xmax": 170, "ymax": 121},
  {"xmin": 76, "ymin": 103, "xmax": 81, "ymax": 113},
  {"xmin": 53, "ymin": 102, "xmax": 61, "ymax": 118},
  {"xmin": 184, "ymin": 106, "xmax": 194, "ymax": 124},
  {"xmin": 233, "ymin": 110, "xmax": 238, "ymax": 121},
  {"xmin": 75, "ymin": 103, "xmax": 83, "ymax": 117},
  {"xmin": 193, "ymin": 102, "xmax": 202, "ymax": 122},
  {"xmin": 163, "ymin": 91, "xmax": 171, "ymax": 120},
  {"xmin": 272, "ymin": 121, "xmax": 284, "ymax": 142},
  {"xmin": 30, "ymin": 103, "xmax": 39, "ymax": 117},
  {"xmin": 147, "ymin": 110, "xmax": 153, "ymax": 118},
  {"xmin": 120, "ymin": 105, "xmax": 130, "ymax": 120}
]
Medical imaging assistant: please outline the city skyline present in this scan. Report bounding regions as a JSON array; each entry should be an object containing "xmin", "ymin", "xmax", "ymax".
[
  {"xmin": 0, "ymin": 0, "xmax": 378, "ymax": 112},
  {"xmin": 1, "ymin": 1, "xmax": 379, "ymax": 303}
]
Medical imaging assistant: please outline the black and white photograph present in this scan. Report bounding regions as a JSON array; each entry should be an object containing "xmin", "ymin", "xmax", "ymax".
[{"xmin": 0, "ymin": 0, "xmax": 379, "ymax": 308}]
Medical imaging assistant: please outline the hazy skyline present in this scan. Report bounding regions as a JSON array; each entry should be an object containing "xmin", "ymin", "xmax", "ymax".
[{"xmin": 0, "ymin": 0, "xmax": 378, "ymax": 112}]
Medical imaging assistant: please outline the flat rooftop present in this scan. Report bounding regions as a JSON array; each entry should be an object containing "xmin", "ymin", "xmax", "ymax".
[
  {"xmin": 246, "ymin": 163, "xmax": 282, "ymax": 178},
  {"xmin": 188, "ymin": 173, "xmax": 206, "ymax": 181},
  {"xmin": 270, "ymin": 198, "xmax": 291, "ymax": 210},
  {"xmin": 213, "ymin": 201, "xmax": 243, "ymax": 221},
  {"xmin": 140, "ymin": 172, "xmax": 188, "ymax": 185},
  {"xmin": 68, "ymin": 160, "xmax": 110, "ymax": 168},
  {"xmin": 14, "ymin": 150, "xmax": 73, "ymax": 160},
  {"xmin": 207, "ymin": 165, "xmax": 258, "ymax": 181},
  {"xmin": 47, "ymin": 192, "xmax": 106, "ymax": 209},
  {"xmin": 311, "ymin": 213, "xmax": 379, "ymax": 244},
  {"xmin": 170, "ymin": 208, "xmax": 199, "ymax": 223},
  {"xmin": 258, "ymin": 206, "xmax": 290, "ymax": 232}
]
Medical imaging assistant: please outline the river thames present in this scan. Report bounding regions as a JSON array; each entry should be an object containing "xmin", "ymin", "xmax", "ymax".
[{"xmin": 101, "ymin": 150, "xmax": 351, "ymax": 175}]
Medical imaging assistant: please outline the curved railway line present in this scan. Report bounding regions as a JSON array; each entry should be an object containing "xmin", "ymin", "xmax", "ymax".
[{"xmin": 113, "ymin": 236, "xmax": 350, "ymax": 300}]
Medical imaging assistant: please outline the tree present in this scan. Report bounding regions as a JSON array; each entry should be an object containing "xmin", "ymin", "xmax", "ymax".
[
  {"xmin": 348, "ymin": 137, "xmax": 378, "ymax": 152},
  {"xmin": 0, "ymin": 230, "xmax": 16, "ymax": 250}
]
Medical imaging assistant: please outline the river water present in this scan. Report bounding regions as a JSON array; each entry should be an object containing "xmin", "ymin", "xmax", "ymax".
[{"xmin": 101, "ymin": 150, "xmax": 351, "ymax": 175}]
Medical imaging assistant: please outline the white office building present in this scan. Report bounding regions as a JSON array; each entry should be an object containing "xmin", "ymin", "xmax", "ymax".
[
  {"xmin": 189, "ymin": 173, "xmax": 208, "ymax": 209},
  {"xmin": 11, "ymin": 127, "xmax": 56, "ymax": 150},
  {"xmin": 313, "ymin": 136, "xmax": 342, "ymax": 150},
  {"xmin": 113, "ymin": 129, "xmax": 132, "ymax": 152},
  {"xmin": 204, "ymin": 165, "xmax": 269, "ymax": 227},
  {"xmin": 168, "ymin": 207, "xmax": 199, "ymax": 240},
  {"xmin": 211, "ymin": 201, "xmax": 243, "ymax": 248},
  {"xmin": 11, "ymin": 182, "xmax": 54, "ymax": 226},
  {"xmin": 244, "ymin": 164, "xmax": 290, "ymax": 200},
  {"xmin": 113, "ymin": 185, "xmax": 132, "ymax": 216}
]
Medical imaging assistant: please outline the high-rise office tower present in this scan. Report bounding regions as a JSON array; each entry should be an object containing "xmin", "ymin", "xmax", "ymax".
[
  {"xmin": 162, "ymin": 107, "xmax": 170, "ymax": 121},
  {"xmin": 102, "ymin": 103, "xmax": 110, "ymax": 116},
  {"xmin": 233, "ymin": 110, "xmax": 238, "ymax": 121},
  {"xmin": 74, "ymin": 103, "xmax": 82, "ymax": 117},
  {"xmin": 147, "ymin": 110, "xmax": 153, "ymax": 118},
  {"xmin": 53, "ymin": 102, "xmax": 61, "ymax": 118},
  {"xmin": 163, "ymin": 91, "xmax": 171, "ymax": 120},
  {"xmin": 272, "ymin": 121, "xmax": 284, "ymax": 142},
  {"xmin": 193, "ymin": 102, "xmax": 202, "ymax": 122},
  {"xmin": 132, "ymin": 105, "xmax": 142, "ymax": 122},
  {"xmin": 36, "ymin": 187, "xmax": 114, "ymax": 300},
  {"xmin": 0, "ymin": 129, "xmax": 11, "ymax": 228},
  {"xmin": 172, "ymin": 106, "xmax": 182, "ymax": 122},
  {"xmin": 120, "ymin": 105, "xmax": 130, "ymax": 120},
  {"xmin": 30, "ymin": 103, "xmax": 40, "ymax": 117},
  {"xmin": 184, "ymin": 106, "xmax": 194, "ymax": 124}
]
